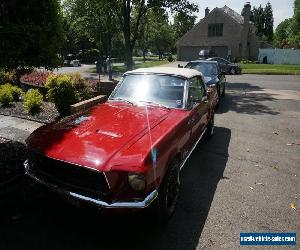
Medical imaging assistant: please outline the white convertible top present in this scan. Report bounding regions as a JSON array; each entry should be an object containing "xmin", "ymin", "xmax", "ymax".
[{"xmin": 125, "ymin": 67, "xmax": 202, "ymax": 79}]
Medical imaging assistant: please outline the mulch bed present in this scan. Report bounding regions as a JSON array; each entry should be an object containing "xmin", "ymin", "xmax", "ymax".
[{"xmin": 0, "ymin": 101, "xmax": 59, "ymax": 124}]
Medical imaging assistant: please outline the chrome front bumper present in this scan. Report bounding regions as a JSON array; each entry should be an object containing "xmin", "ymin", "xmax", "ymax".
[{"xmin": 24, "ymin": 160, "xmax": 158, "ymax": 209}]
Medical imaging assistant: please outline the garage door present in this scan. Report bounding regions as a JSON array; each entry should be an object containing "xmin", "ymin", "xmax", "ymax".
[
  {"xmin": 178, "ymin": 46, "xmax": 203, "ymax": 61},
  {"xmin": 211, "ymin": 46, "xmax": 228, "ymax": 58}
]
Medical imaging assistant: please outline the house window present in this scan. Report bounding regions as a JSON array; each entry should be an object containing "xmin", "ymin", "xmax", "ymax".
[{"xmin": 208, "ymin": 23, "xmax": 223, "ymax": 37}]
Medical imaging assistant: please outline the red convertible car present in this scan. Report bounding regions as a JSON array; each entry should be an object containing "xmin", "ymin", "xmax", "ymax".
[{"xmin": 24, "ymin": 67, "xmax": 215, "ymax": 221}]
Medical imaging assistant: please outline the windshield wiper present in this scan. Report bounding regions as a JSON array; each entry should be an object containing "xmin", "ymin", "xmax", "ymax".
[
  {"xmin": 110, "ymin": 98, "xmax": 135, "ymax": 105},
  {"xmin": 138, "ymin": 100, "xmax": 170, "ymax": 110}
]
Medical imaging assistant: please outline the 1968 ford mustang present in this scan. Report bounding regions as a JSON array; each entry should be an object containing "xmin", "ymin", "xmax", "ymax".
[{"xmin": 24, "ymin": 67, "xmax": 215, "ymax": 221}]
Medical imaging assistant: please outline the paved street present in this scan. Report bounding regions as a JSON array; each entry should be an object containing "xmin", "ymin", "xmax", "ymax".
[{"xmin": 0, "ymin": 74, "xmax": 299, "ymax": 250}]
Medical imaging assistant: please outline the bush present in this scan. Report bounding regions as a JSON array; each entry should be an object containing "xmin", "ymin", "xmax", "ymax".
[
  {"xmin": 11, "ymin": 86, "xmax": 23, "ymax": 101},
  {"xmin": 0, "ymin": 85, "xmax": 14, "ymax": 106},
  {"xmin": 0, "ymin": 70, "xmax": 16, "ymax": 84},
  {"xmin": 20, "ymin": 71, "xmax": 50, "ymax": 87},
  {"xmin": 0, "ymin": 83, "xmax": 23, "ymax": 101},
  {"xmin": 167, "ymin": 54, "xmax": 174, "ymax": 62},
  {"xmin": 23, "ymin": 89, "xmax": 43, "ymax": 114},
  {"xmin": 45, "ymin": 74, "xmax": 78, "ymax": 116},
  {"xmin": 70, "ymin": 73, "xmax": 93, "ymax": 101},
  {"xmin": 0, "ymin": 83, "xmax": 23, "ymax": 106}
]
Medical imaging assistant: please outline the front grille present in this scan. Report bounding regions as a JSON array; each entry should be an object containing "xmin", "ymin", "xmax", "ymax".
[{"xmin": 28, "ymin": 151, "xmax": 110, "ymax": 199}]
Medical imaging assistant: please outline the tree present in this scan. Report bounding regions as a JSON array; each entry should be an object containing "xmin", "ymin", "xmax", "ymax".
[
  {"xmin": 109, "ymin": 0, "xmax": 198, "ymax": 69},
  {"xmin": 173, "ymin": 8, "xmax": 198, "ymax": 41},
  {"xmin": 250, "ymin": 2, "xmax": 274, "ymax": 42},
  {"xmin": 274, "ymin": 19, "xmax": 291, "ymax": 48},
  {"xmin": 62, "ymin": 0, "xmax": 118, "ymax": 61},
  {"xmin": 288, "ymin": 0, "xmax": 300, "ymax": 48},
  {"xmin": 250, "ymin": 5, "xmax": 265, "ymax": 38},
  {"xmin": 0, "ymin": 0, "xmax": 64, "ymax": 69},
  {"xmin": 148, "ymin": 8, "xmax": 175, "ymax": 60},
  {"xmin": 264, "ymin": 2, "xmax": 274, "ymax": 42}
]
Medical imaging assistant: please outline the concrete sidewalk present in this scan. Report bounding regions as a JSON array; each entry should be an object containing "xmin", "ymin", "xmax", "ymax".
[{"xmin": 0, "ymin": 115, "xmax": 43, "ymax": 143}]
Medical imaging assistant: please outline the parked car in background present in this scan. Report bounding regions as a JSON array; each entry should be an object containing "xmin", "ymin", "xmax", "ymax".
[
  {"xmin": 24, "ymin": 67, "xmax": 215, "ymax": 222},
  {"xmin": 63, "ymin": 54, "xmax": 81, "ymax": 67},
  {"xmin": 207, "ymin": 57, "xmax": 241, "ymax": 75},
  {"xmin": 185, "ymin": 60, "xmax": 226, "ymax": 105},
  {"xmin": 198, "ymin": 49, "xmax": 215, "ymax": 59}
]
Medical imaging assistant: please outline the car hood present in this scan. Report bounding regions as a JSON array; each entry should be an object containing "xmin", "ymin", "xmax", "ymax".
[{"xmin": 26, "ymin": 102, "xmax": 171, "ymax": 171}]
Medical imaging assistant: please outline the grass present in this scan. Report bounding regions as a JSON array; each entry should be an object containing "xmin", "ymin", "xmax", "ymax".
[{"xmin": 241, "ymin": 63, "xmax": 300, "ymax": 75}]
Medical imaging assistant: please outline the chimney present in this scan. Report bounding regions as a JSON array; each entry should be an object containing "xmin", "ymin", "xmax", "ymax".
[
  {"xmin": 205, "ymin": 7, "xmax": 210, "ymax": 17},
  {"xmin": 242, "ymin": 2, "xmax": 251, "ymax": 24}
]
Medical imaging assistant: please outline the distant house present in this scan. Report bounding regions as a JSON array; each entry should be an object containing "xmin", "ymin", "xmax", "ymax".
[{"xmin": 176, "ymin": 2, "xmax": 272, "ymax": 61}]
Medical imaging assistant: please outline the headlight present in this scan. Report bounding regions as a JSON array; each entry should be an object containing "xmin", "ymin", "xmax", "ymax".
[{"xmin": 128, "ymin": 173, "xmax": 146, "ymax": 191}]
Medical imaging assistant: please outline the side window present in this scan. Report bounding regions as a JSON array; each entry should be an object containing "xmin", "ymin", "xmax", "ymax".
[{"xmin": 188, "ymin": 77, "xmax": 204, "ymax": 107}]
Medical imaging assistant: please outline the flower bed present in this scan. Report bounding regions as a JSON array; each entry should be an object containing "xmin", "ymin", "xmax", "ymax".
[{"xmin": 20, "ymin": 71, "xmax": 50, "ymax": 87}]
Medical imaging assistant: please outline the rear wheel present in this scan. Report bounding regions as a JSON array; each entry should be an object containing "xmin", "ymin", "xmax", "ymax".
[{"xmin": 153, "ymin": 159, "xmax": 180, "ymax": 222}]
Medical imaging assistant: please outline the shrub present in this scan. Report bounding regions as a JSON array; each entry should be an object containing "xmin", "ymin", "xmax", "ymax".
[
  {"xmin": 20, "ymin": 71, "xmax": 50, "ymax": 87},
  {"xmin": 0, "ymin": 85, "xmax": 14, "ymax": 106},
  {"xmin": 0, "ymin": 70, "xmax": 16, "ymax": 84},
  {"xmin": 45, "ymin": 74, "xmax": 78, "ymax": 116},
  {"xmin": 0, "ymin": 83, "xmax": 23, "ymax": 102},
  {"xmin": 23, "ymin": 89, "xmax": 43, "ymax": 114},
  {"xmin": 11, "ymin": 86, "xmax": 23, "ymax": 101},
  {"xmin": 167, "ymin": 54, "xmax": 174, "ymax": 62},
  {"xmin": 70, "ymin": 73, "xmax": 93, "ymax": 101}
]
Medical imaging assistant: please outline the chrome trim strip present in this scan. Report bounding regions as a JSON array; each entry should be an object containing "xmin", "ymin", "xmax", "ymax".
[
  {"xmin": 24, "ymin": 160, "xmax": 158, "ymax": 209},
  {"xmin": 180, "ymin": 128, "xmax": 207, "ymax": 171}
]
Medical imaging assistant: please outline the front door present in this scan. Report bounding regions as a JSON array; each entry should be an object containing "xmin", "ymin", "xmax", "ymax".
[{"xmin": 187, "ymin": 76, "xmax": 209, "ymax": 146}]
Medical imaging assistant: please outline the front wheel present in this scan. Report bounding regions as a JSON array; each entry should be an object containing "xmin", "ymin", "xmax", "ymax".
[{"xmin": 153, "ymin": 159, "xmax": 180, "ymax": 222}]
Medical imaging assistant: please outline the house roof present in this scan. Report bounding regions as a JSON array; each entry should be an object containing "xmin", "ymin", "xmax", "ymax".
[
  {"xmin": 125, "ymin": 67, "xmax": 202, "ymax": 79},
  {"xmin": 176, "ymin": 5, "xmax": 245, "ymax": 46},
  {"xmin": 221, "ymin": 5, "xmax": 244, "ymax": 24}
]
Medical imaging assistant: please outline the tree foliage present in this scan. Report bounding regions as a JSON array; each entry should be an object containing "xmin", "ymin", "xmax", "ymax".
[
  {"xmin": 250, "ymin": 2, "xmax": 274, "ymax": 42},
  {"xmin": 173, "ymin": 11, "xmax": 197, "ymax": 41},
  {"xmin": 274, "ymin": 0, "xmax": 300, "ymax": 48},
  {"xmin": 108, "ymin": 0, "xmax": 198, "ymax": 69},
  {"xmin": 0, "ymin": 0, "xmax": 64, "ymax": 69}
]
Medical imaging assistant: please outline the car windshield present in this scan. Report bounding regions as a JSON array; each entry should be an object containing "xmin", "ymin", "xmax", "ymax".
[
  {"xmin": 109, "ymin": 74, "xmax": 186, "ymax": 109},
  {"xmin": 185, "ymin": 62, "xmax": 218, "ymax": 76}
]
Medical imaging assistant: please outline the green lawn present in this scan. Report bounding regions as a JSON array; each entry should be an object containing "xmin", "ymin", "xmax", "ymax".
[{"xmin": 241, "ymin": 63, "xmax": 300, "ymax": 75}]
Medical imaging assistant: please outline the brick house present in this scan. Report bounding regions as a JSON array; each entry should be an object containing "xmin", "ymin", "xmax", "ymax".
[{"xmin": 177, "ymin": 2, "xmax": 270, "ymax": 61}]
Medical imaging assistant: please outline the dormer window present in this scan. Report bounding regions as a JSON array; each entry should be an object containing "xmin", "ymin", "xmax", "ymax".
[{"xmin": 208, "ymin": 23, "xmax": 223, "ymax": 37}]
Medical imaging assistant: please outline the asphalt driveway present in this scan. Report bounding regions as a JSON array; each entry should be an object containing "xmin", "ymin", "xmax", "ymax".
[{"xmin": 0, "ymin": 74, "xmax": 299, "ymax": 250}]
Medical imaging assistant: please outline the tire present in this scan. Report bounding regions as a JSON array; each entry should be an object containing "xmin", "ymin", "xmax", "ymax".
[
  {"xmin": 221, "ymin": 85, "xmax": 225, "ymax": 97},
  {"xmin": 153, "ymin": 159, "xmax": 180, "ymax": 222},
  {"xmin": 204, "ymin": 112, "xmax": 215, "ymax": 139},
  {"xmin": 229, "ymin": 68, "xmax": 236, "ymax": 75}
]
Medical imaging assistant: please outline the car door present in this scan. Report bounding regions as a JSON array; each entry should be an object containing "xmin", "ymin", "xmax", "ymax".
[{"xmin": 187, "ymin": 76, "xmax": 209, "ymax": 145}]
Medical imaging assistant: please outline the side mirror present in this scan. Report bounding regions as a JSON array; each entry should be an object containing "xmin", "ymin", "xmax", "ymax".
[{"xmin": 178, "ymin": 64, "xmax": 183, "ymax": 68}]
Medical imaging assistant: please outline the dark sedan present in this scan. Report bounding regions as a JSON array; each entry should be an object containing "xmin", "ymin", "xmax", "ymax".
[
  {"xmin": 207, "ymin": 57, "xmax": 241, "ymax": 75},
  {"xmin": 185, "ymin": 60, "xmax": 226, "ymax": 99}
]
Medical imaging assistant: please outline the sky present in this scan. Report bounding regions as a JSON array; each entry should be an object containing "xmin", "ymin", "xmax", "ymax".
[{"xmin": 192, "ymin": 0, "xmax": 294, "ymax": 28}]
